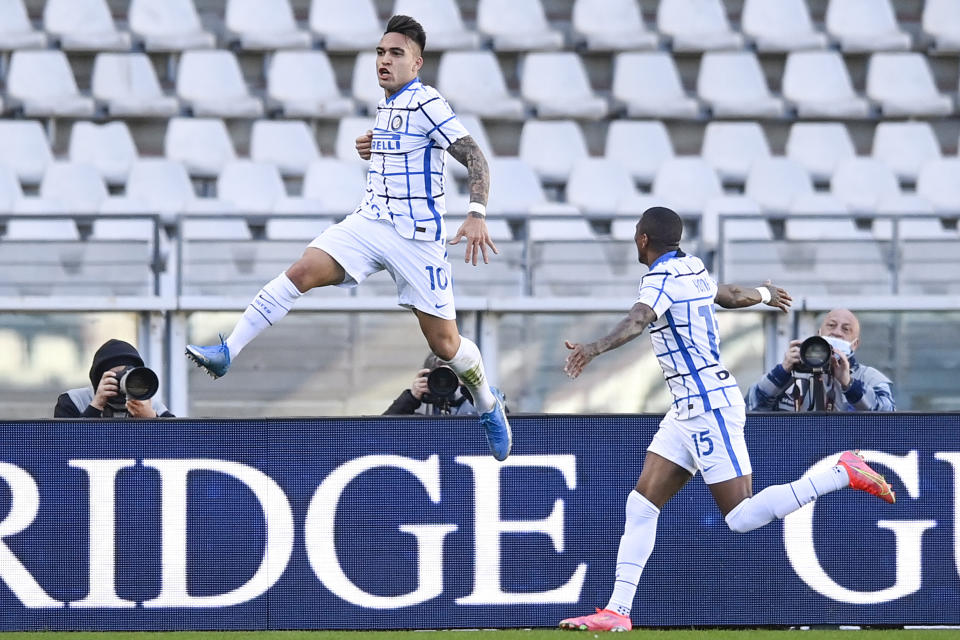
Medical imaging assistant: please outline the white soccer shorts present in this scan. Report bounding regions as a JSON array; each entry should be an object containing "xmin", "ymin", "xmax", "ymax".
[
  {"xmin": 646, "ymin": 405, "xmax": 753, "ymax": 484},
  {"xmin": 309, "ymin": 213, "xmax": 457, "ymax": 320}
]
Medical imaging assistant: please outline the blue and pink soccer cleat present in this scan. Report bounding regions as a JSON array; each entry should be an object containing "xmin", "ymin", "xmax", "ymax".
[
  {"xmin": 480, "ymin": 386, "xmax": 511, "ymax": 461},
  {"xmin": 185, "ymin": 335, "xmax": 231, "ymax": 379},
  {"xmin": 559, "ymin": 608, "xmax": 632, "ymax": 632}
]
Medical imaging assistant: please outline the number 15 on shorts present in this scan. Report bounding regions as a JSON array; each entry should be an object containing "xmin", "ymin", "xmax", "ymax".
[{"xmin": 691, "ymin": 430, "xmax": 714, "ymax": 457}]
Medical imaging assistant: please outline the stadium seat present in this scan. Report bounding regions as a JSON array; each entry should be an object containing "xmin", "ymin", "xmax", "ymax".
[
  {"xmin": 701, "ymin": 121, "xmax": 771, "ymax": 184},
  {"xmin": 477, "ymin": 0, "xmax": 564, "ymax": 51},
  {"xmin": 612, "ymin": 52, "xmax": 700, "ymax": 119},
  {"xmin": 917, "ymin": 159, "xmax": 960, "ymax": 214},
  {"xmin": 437, "ymin": 51, "xmax": 526, "ymax": 119},
  {"xmin": 164, "ymin": 118, "xmax": 238, "ymax": 179},
  {"xmin": 604, "ymin": 120, "xmax": 675, "ymax": 186},
  {"xmin": 266, "ymin": 51, "xmax": 354, "ymax": 118},
  {"xmin": 697, "ymin": 52, "xmax": 785, "ymax": 118},
  {"xmin": 571, "ymin": 0, "xmax": 658, "ymax": 51},
  {"xmin": 782, "ymin": 51, "xmax": 871, "ymax": 118},
  {"xmin": 40, "ymin": 162, "xmax": 109, "ymax": 214},
  {"xmin": 250, "ymin": 120, "xmax": 321, "ymax": 178},
  {"xmin": 128, "ymin": 0, "xmax": 215, "ymax": 52},
  {"xmin": 291, "ymin": 158, "xmax": 368, "ymax": 215},
  {"xmin": 566, "ymin": 158, "xmax": 639, "ymax": 219},
  {"xmin": 873, "ymin": 194, "xmax": 945, "ymax": 240},
  {"xmin": 786, "ymin": 194, "xmax": 862, "ymax": 241},
  {"xmin": 0, "ymin": 166, "xmax": 24, "ymax": 212},
  {"xmin": 0, "ymin": 0, "xmax": 47, "ymax": 50},
  {"xmin": 657, "ymin": 0, "xmax": 744, "ymax": 51},
  {"xmin": 309, "ymin": 0, "xmax": 382, "ymax": 52},
  {"xmin": 447, "ymin": 114, "xmax": 494, "ymax": 180},
  {"xmin": 486, "ymin": 158, "xmax": 579, "ymax": 216},
  {"xmin": 825, "ymin": 0, "xmax": 911, "ymax": 52},
  {"xmin": 68, "ymin": 122, "xmax": 138, "ymax": 186},
  {"xmin": 703, "ymin": 196, "xmax": 772, "ymax": 248},
  {"xmin": 225, "ymin": 0, "xmax": 312, "ymax": 50},
  {"xmin": 785, "ymin": 122, "xmax": 856, "ymax": 183},
  {"xmin": 527, "ymin": 217, "xmax": 595, "ymax": 241},
  {"xmin": 872, "ymin": 122, "xmax": 942, "ymax": 183},
  {"xmin": 176, "ymin": 51, "xmax": 264, "ymax": 118},
  {"xmin": 831, "ymin": 158, "xmax": 900, "ymax": 213},
  {"xmin": 518, "ymin": 120, "xmax": 588, "ymax": 184},
  {"xmin": 865, "ymin": 53, "xmax": 953, "ymax": 117},
  {"xmin": 43, "ymin": 0, "xmax": 131, "ymax": 51},
  {"xmin": 653, "ymin": 158, "xmax": 723, "ymax": 216},
  {"xmin": 745, "ymin": 158, "xmax": 813, "ymax": 213},
  {"xmin": 335, "ymin": 116, "xmax": 375, "ymax": 165},
  {"xmin": 520, "ymin": 53, "xmax": 608, "ymax": 119},
  {"xmin": 923, "ymin": 0, "xmax": 960, "ymax": 54},
  {"xmin": 6, "ymin": 50, "xmax": 96, "ymax": 118},
  {"xmin": 351, "ymin": 52, "xmax": 383, "ymax": 114},
  {"xmin": 217, "ymin": 161, "xmax": 287, "ymax": 213},
  {"xmin": 91, "ymin": 53, "xmax": 180, "ymax": 118},
  {"xmin": 101, "ymin": 159, "xmax": 197, "ymax": 215},
  {"xmin": 265, "ymin": 217, "xmax": 334, "ymax": 241},
  {"xmin": 393, "ymin": 0, "xmax": 479, "ymax": 50},
  {"xmin": 0, "ymin": 120, "xmax": 53, "ymax": 185},
  {"xmin": 741, "ymin": 0, "xmax": 827, "ymax": 52},
  {"xmin": 5, "ymin": 218, "xmax": 79, "ymax": 240}
]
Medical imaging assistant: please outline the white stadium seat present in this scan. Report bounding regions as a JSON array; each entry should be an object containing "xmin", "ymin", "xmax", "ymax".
[
  {"xmin": 129, "ymin": 0, "xmax": 215, "ymax": 52},
  {"xmin": 697, "ymin": 52, "xmax": 784, "ymax": 118},
  {"xmin": 831, "ymin": 158, "xmax": 901, "ymax": 213},
  {"xmin": 176, "ymin": 51, "xmax": 264, "ymax": 118},
  {"xmin": 786, "ymin": 194, "xmax": 860, "ymax": 240},
  {"xmin": 225, "ymin": 0, "xmax": 311, "ymax": 50},
  {"xmin": 657, "ymin": 0, "xmax": 744, "ymax": 52},
  {"xmin": 0, "ymin": 166, "xmax": 25, "ymax": 212},
  {"xmin": 393, "ymin": 0, "xmax": 479, "ymax": 50},
  {"xmin": 68, "ymin": 122, "xmax": 139, "ymax": 186},
  {"xmin": 477, "ymin": 0, "xmax": 564, "ymax": 51},
  {"xmin": 299, "ymin": 158, "xmax": 367, "ymax": 215},
  {"xmin": 917, "ymin": 159, "xmax": 960, "ymax": 214},
  {"xmin": 745, "ymin": 158, "xmax": 813, "ymax": 213},
  {"xmin": 604, "ymin": 120, "xmax": 675, "ymax": 186},
  {"xmin": 0, "ymin": 0, "xmax": 47, "ymax": 50},
  {"xmin": 825, "ymin": 0, "xmax": 911, "ymax": 52},
  {"xmin": 250, "ymin": 120, "xmax": 321, "ymax": 177},
  {"xmin": 566, "ymin": 158, "xmax": 638, "ymax": 218},
  {"xmin": 521, "ymin": 53, "xmax": 608, "ymax": 120},
  {"xmin": 91, "ymin": 53, "xmax": 180, "ymax": 118},
  {"xmin": 164, "ymin": 118, "xmax": 238, "ymax": 178},
  {"xmin": 703, "ymin": 196, "xmax": 771, "ymax": 248},
  {"xmin": 309, "ymin": 0, "xmax": 382, "ymax": 52},
  {"xmin": 487, "ymin": 158, "xmax": 578, "ymax": 216},
  {"xmin": 40, "ymin": 162, "xmax": 109, "ymax": 214},
  {"xmin": 923, "ymin": 0, "xmax": 960, "ymax": 54},
  {"xmin": 437, "ymin": 51, "xmax": 526, "ymax": 119},
  {"xmin": 571, "ymin": 0, "xmax": 658, "ymax": 51},
  {"xmin": 612, "ymin": 52, "xmax": 700, "ymax": 119},
  {"xmin": 701, "ymin": 121, "xmax": 771, "ymax": 184},
  {"xmin": 865, "ymin": 53, "xmax": 953, "ymax": 117},
  {"xmin": 6, "ymin": 50, "xmax": 96, "ymax": 118},
  {"xmin": 447, "ymin": 114, "xmax": 494, "ymax": 180},
  {"xmin": 874, "ymin": 195, "xmax": 944, "ymax": 240},
  {"xmin": 519, "ymin": 120, "xmax": 589, "ymax": 184},
  {"xmin": 782, "ymin": 51, "xmax": 871, "ymax": 118},
  {"xmin": 44, "ymin": 0, "xmax": 131, "ymax": 51},
  {"xmin": 217, "ymin": 161, "xmax": 287, "ymax": 213},
  {"xmin": 872, "ymin": 122, "xmax": 942, "ymax": 183},
  {"xmin": 0, "ymin": 120, "xmax": 53, "ymax": 185},
  {"xmin": 741, "ymin": 0, "xmax": 827, "ymax": 52},
  {"xmin": 653, "ymin": 158, "xmax": 723, "ymax": 215},
  {"xmin": 109, "ymin": 160, "xmax": 200, "ymax": 215},
  {"xmin": 351, "ymin": 52, "xmax": 384, "ymax": 114},
  {"xmin": 335, "ymin": 116, "xmax": 375, "ymax": 165},
  {"xmin": 786, "ymin": 122, "xmax": 856, "ymax": 183},
  {"xmin": 5, "ymin": 219, "xmax": 79, "ymax": 240},
  {"xmin": 267, "ymin": 51, "xmax": 354, "ymax": 118}
]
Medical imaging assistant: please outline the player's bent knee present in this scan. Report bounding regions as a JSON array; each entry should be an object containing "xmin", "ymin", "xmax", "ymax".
[
  {"xmin": 724, "ymin": 498, "xmax": 759, "ymax": 534},
  {"xmin": 287, "ymin": 249, "xmax": 345, "ymax": 291}
]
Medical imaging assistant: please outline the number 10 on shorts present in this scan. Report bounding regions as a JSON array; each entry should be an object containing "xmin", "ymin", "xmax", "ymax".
[
  {"xmin": 691, "ymin": 430, "xmax": 714, "ymax": 457},
  {"xmin": 425, "ymin": 266, "xmax": 448, "ymax": 290}
]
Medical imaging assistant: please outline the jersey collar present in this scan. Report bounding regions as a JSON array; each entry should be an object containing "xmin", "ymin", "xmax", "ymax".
[
  {"xmin": 385, "ymin": 77, "xmax": 420, "ymax": 104},
  {"xmin": 649, "ymin": 250, "xmax": 679, "ymax": 270}
]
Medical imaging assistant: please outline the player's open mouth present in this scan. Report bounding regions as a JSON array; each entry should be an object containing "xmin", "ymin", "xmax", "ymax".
[{"xmin": 379, "ymin": 68, "xmax": 390, "ymax": 78}]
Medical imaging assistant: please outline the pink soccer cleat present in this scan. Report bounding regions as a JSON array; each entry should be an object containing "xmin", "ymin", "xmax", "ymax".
[
  {"xmin": 837, "ymin": 450, "xmax": 896, "ymax": 504},
  {"xmin": 559, "ymin": 608, "xmax": 632, "ymax": 632}
]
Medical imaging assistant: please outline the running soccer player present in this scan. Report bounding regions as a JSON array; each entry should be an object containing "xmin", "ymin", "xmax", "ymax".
[
  {"xmin": 185, "ymin": 15, "xmax": 511, "ymax": 460},
  {"xmin": 558, "ymin": 207, "xmax": 895, "ymax": 632}
]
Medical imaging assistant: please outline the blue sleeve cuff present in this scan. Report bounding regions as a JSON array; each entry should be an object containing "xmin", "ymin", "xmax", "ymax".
[
  {"xmin": 844, "ymin": 379, "xmax": 865, "ymax": 404},
  {"xmin": 768, "ymin": 364, "xmax": 792, "ymax": 387}
]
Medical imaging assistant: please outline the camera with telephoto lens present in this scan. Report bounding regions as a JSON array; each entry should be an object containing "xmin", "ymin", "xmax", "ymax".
[
  {"xmin": 793, "ymin": 336, "xmax": 833, "ymax": 374},
  {"xmin": 104, "ymin": 365, "xmax": 159, "ymax": 417},
  {"xmin": 420, "ymin": 365, "xmax": 460, "ymax": 410}
]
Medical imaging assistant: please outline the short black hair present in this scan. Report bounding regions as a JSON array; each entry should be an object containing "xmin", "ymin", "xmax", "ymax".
[
  {"xmin": 385, "ymin": 14, "xmax": 426, "ymax": 54},
  {"xmin": 638, "ymin": 206, "xmax": 683, "ymax": 251}
]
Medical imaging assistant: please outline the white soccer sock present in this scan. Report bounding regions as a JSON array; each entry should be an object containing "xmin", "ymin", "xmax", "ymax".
[
  {"xmin": 225, "ymin": 272, "xmax": 303, "ymax": 357},
  {"xmin": 725, "ymin": 466, "xmax": 850, "ymax": 533},
  {"xmin": 606, "ymin": 491, "xmax": 660, "ymax": 617},
  {"xmin": 442, "ymin": 337, "xmax": 497, "ymax": 413}
]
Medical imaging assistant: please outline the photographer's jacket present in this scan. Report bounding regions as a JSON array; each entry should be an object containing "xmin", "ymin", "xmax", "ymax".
[{"xmin": 746, "ymin": 356, "xmax": 895, "ymax": 412}]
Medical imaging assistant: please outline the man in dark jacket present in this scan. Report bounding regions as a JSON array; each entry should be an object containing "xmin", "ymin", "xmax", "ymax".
[{"xmin": 54, "ymin": 339, "xmax": 174, "ymax": 418}]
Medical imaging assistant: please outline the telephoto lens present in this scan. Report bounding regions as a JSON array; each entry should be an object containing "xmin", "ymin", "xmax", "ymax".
[{"xmin": 796, "ymin": 336, "xmax": 832, "ymax": 374}]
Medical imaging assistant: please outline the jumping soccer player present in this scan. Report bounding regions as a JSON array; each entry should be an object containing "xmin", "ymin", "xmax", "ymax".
[
  {"xmin": 185, "ymin": 15, "xmax": 511, "ymax": 460},
  {"xmin": 559, "ymin": 207, "xmax": 895, "ymax": 632}
]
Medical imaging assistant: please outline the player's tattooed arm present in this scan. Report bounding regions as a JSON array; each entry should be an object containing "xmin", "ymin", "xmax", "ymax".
[
  {"xmin": 564, "ymin": 303, "xmax": 657, "ymax": 378},
  {"xmin": 715, "ymin": 282, "xmax": 792, "ymax": 313},
  {"xmin": 447, "ymin": 136, "xmax": 489, "ymax": 209}
]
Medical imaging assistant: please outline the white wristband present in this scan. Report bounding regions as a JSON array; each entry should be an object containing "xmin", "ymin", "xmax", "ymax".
[
  {"xmin": 756, "ymin": 286, "xmax": 772, "ymax": 304},
  {"xmin": 468, "ymin": 202, "xmax": 486, "ymax": 217}
]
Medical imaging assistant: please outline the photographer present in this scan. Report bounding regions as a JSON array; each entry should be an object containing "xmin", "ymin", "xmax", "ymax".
[
  {"xmin": 746, "ymin": 308, "xmax": 895, "ymax": 412},
  {"xmin": 384, "ymin": 354, "xmax": 481, "ymax": 416},
  {"xmin": 54, "ymin": 339, "xmax": 173, "ymax": 418}
]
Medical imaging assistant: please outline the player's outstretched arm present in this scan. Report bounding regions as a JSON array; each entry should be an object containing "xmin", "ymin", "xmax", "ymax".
[
  {"xmin": 564, "ymin": 302, "xmax": 657, "ymax": 378},
  {"xmin": 446, "ymin": 136, "xmax": 498, "ymax": 266},
  {"xmin": 715, "ymin": 281, "xmax": 792, "ymax": 313}
]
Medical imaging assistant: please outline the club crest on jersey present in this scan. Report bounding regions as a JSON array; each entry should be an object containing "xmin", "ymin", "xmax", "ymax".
[{"xmin": 391, "ymin": 115, "xmax": 404, "ymax": 130}]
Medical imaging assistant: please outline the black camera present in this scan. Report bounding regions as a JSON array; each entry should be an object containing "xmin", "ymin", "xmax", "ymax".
[
  {"xmin": 420, "ymin": 366, "xmax": 460, "ymax": 410},
  {"xmin": 793, "ymin": 336, "xmax": 833, "ymax": 374},
  {"xmin": 104, "ymin": 365, "xmax": 159, "ymax": 416}
]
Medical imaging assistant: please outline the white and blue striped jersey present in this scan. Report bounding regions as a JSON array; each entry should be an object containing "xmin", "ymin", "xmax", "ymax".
[
  {"xmin": 355, "ymin": 77, "xmax": 469, "ymax": 242},
  {"xmin": 635, "ymin": 250, "xmax": 744, "ymax": 420}
]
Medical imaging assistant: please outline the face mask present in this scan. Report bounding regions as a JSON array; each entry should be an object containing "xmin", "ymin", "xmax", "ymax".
[{"xmin": 820, "ymin": 335, "xmax": 853, "ymax": 357}]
